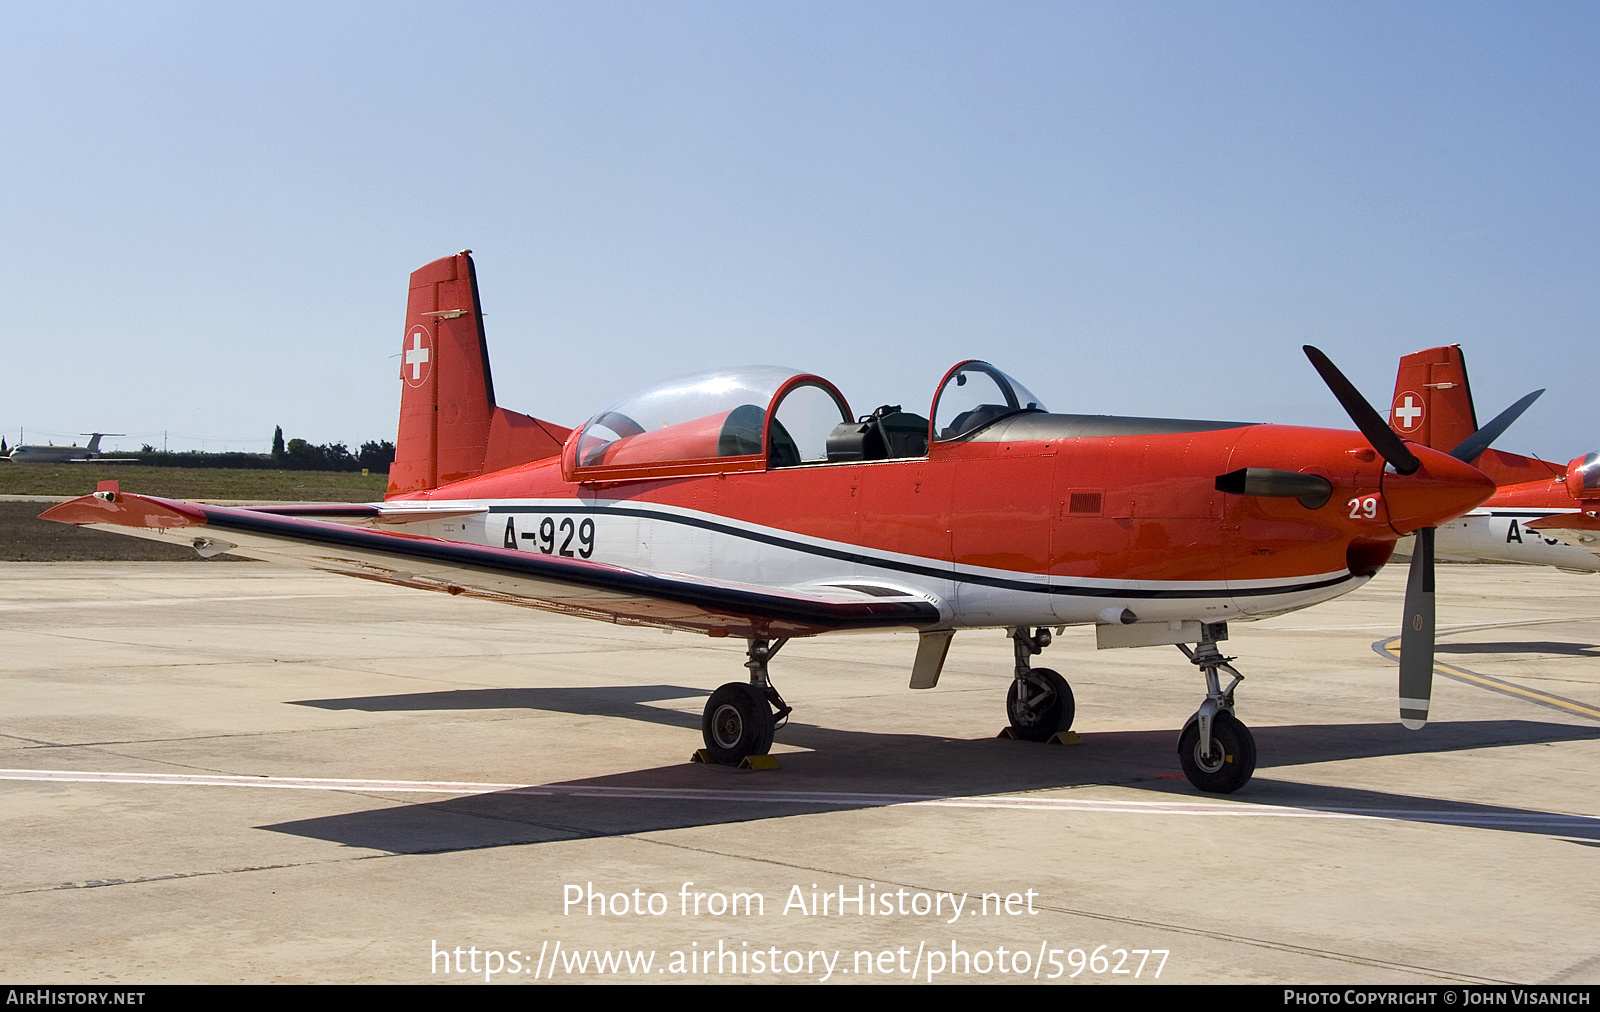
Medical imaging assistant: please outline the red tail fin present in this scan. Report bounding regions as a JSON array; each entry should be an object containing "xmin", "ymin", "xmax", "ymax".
[
  {"xmin": 388, "ymin": 251, "xmax": 571, "ymax": 495},
  {"xmin": 1390, "ymin": 345, "xmax": 1562, "ymax": 486},
  {"xmin": 1389, "ymin": 345, "xmax": 1478, "ymax": 453}
]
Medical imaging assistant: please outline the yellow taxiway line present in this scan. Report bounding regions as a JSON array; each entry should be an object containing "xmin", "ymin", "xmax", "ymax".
[{"xmin": 1374, "ymin": 619, "xmax": 1600, "ymax": 722}]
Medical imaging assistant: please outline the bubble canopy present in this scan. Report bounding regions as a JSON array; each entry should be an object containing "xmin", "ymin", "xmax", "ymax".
[
  {"xmin": 564, "ymin": 366, "xmax": 853, "ymax": 478},
  {"xmin": 560, "ymin": 359, "xmax": 1050, "ymax": 480}
]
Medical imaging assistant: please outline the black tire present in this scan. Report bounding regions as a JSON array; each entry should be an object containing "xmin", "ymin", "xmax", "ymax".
[
  {"xmin": 1005, "ymin": 667, "xmax": 1075, "ymax": 742},
  {"xmin": 1177, "ymin": 712, "xmax": 1257, "ymax": 793},
  {"xmin": 701, "ymin": 682, "xmax": 775, "ymax": 764}
]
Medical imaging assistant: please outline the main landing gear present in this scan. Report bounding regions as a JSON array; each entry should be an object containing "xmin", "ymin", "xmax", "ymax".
[
  {"xmin": 1005, "ymin": 627, "xmax": 1076, "ymax": 741},
  {"xmin": 700, "ymin": 637, "xmax": 793, "ymax": 765},
  {"xmin": 1175, "ymin": 623, "xmax": 1257, "ymax": 793}
]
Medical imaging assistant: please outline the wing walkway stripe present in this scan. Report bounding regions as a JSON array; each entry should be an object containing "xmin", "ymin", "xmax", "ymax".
[{"xmin": 3, "ymin": 769, "xmax": 1595, "ymax": 829}]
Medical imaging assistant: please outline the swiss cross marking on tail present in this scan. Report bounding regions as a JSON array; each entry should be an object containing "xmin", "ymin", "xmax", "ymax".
[
  {"xmin": 403, "ymin": 325, "xmax": 433, "ymax": 388},
  {"xmin": 1391, "ymin": 391, "xmax": 1424, "ymax": 431}
]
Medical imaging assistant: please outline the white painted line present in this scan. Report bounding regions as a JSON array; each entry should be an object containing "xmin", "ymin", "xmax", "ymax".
[
  {"xmin": 3, "ymin": 769, "xmax": 1596, "ymax": 829},
  {"xmin": 1, "ymin": 769, "xmax": 526, "ymax": 793},
  {"xmin": 0, "ymin": 593, "xmax": 377, "ymax": 613}
]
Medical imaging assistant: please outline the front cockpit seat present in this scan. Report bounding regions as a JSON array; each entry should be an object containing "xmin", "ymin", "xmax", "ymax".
[{"xmin": 939, "ymin": 403, "xmax": 1013, "ymax": 441}]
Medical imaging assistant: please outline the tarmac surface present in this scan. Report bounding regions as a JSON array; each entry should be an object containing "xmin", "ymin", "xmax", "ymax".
[{"xmin": 2, "ymin": 561, "xmax": 1598, "ymax": 985}]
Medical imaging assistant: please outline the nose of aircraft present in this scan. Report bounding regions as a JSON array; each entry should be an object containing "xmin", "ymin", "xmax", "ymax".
[{"xmin": 1381, "ymin": 445, "xmax": 1496, "ymax": 534}]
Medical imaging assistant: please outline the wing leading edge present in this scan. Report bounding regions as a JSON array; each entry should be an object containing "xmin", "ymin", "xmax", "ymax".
[{"xmin": 40, "ymin": 493, "xmax": 942, "ymax": 638}]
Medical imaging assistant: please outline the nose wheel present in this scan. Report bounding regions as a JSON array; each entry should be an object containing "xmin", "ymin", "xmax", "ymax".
[{"xmin": 1177, "ymin": 711, "xmax": 1256, "ymax": 793}]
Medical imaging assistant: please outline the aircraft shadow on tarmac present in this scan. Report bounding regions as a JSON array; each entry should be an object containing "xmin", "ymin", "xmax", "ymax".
[
  {"xmin": 268, "ymin": 687, "xmax": 1600, "ymax": 855},
  {"xmin": 295, "ymin": 684, "xmax": 709, "ymax": 730},
  {"xmin": 1434, "ymin": 640, "xmax": 1600, "ymax": 657}
]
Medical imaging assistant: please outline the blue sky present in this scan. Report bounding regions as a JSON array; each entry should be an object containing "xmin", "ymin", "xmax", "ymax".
[{"xmin": 3, "ymin": 2, "xmax": 1595, "ymax": 460}]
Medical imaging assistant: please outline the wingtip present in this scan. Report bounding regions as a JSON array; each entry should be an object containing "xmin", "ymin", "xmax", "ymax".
[{"xmin": 38, "ymin": 492, "xmax": 206, "ymax": 530}]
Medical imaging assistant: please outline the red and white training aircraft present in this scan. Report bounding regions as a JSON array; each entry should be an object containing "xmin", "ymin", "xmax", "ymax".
[
  {"xmin": 1388, "ymin": 345, "xmax": 1600, "ymax": 572},
  {"xmin": 44, "ymin": 252, "xmax": 1499, "ymax": 793}
]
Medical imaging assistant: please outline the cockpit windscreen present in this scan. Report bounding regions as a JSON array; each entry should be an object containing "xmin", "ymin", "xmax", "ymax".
[{"xmin": 932, "ymin": 362, "xmax": 1047, "ymax": 440}]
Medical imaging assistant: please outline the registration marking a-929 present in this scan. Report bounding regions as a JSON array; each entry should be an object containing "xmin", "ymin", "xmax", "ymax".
[{"xmin": 501, "ymin": 515, "xmax": 595, "ymax": 558}]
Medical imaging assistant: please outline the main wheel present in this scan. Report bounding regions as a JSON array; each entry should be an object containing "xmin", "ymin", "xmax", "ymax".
[
  {"xmin": 1177, "ymin": 712, "xmax": 1257, "ymax": 793},
  {"xmin": 1005, "ymin": 667, "xmax": 1075, "ymax": 742},
  {"xmin": 701, "ymin": 682, "xmax": 776, "ymax": 764}
]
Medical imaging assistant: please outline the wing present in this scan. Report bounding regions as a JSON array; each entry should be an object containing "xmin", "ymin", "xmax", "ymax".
[
  {"xmin": 39, "ymin": 493, "xmax": 942, "ymax": 638},
  {"xmin": 1524, "ymin": 512, "xmax": 1600, "ymax": 555}
]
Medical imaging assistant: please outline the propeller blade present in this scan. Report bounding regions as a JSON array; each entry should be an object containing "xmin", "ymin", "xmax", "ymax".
[
  {"xmin": 1398, "ymin": 526, "xmax": 1435, "ymax": 730},
  {"xmin": 1448, "ymin": 389, "xmax": 1544, "ymax": 464},
  {"xmin": 1214, "ymin": 468, "xmax": 1333, "ymax": 509},
  {"xmin": 1303, "ymin": 346, "xmax": 1421, "ymax": 475}
]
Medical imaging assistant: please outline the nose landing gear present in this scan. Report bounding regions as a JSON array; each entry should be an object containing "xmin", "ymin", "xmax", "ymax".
[{"xmin": 1175, "ymin": 623, "xmax": 1257, "ymax": 793}]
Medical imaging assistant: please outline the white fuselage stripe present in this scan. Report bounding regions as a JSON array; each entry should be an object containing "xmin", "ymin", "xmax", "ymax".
[{"xmin": 464, "ymin": 498, "xmax": 1351, "ymax": 596}]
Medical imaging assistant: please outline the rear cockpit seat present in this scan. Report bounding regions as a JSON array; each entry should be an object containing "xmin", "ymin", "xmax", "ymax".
[{"xmin": 826, "ymin": 404, "xmax": 930, "ymax": 462}]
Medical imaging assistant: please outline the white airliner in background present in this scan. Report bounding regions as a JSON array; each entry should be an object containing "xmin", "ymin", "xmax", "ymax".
[{"xmin": 6, "ymin": 433, "xmax": 136, "ymax": 463}]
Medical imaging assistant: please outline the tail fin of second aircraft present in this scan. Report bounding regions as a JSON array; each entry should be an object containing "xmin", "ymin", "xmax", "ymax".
[
  {"xmin": 1390, "ymin": 344, "xmax": 1561, "ymax": 486},
  {"xmin": 389, "ymin": 251, "xmax": 572, "ymax": 495},
  {"xmin": 1389, "ymin": 346, "xmax": 1479, "ymax": 455}
]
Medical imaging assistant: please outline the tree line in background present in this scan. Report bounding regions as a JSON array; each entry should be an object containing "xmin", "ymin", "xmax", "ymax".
[{"xmin": 130, "ymin": 426, "xmax": 395, "ymax": 472}]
